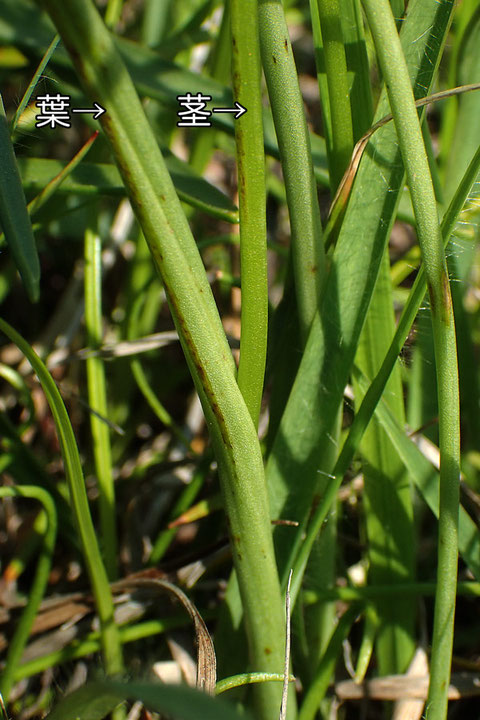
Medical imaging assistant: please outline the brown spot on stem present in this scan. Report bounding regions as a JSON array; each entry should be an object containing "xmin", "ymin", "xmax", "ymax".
[
  {"xmin": 264, "ymin": 647, "xmax": 272, "ymax": 656},
  {"xmin": 272, "ymin": 55, "xmax": 277, "ymax": 64},
  {"xmin": 284, "ymin": 38, "xmax": 288, "ymax": 51},
  {"xmin": 427, "ymin": 281, "xmax": 435, "ymax": 316},
  {"xmin": 441, "ymin": 269, "xmax": 452, "ymax": 325},
  {"xmin": 428, "ymin": 270, "xmax": 452, "ymax": 326}
]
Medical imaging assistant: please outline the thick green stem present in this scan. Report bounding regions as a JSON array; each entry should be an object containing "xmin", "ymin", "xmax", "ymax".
[
  {"xmin": 258, "ymin": 0, "xmax": 326, "ymax": 343},
  {"xmin": 231, "ymin": 0, "xmax": 268, "ymax": 427},
  {"xmin": 36, "ymin": 2, "xmax": 288, "ymax": 717},
  {"xmin": 315, "ymin": 0, "xmax": 354, "ymax": 190},
  {"xmin": 361, "ymin": 2, "xmax": 460, "ymax": 718}
]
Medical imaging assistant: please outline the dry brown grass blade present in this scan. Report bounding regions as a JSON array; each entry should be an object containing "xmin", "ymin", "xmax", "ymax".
[{"xmin": 112, "ymin": 576, "xmax": 216, "ymax": 695}]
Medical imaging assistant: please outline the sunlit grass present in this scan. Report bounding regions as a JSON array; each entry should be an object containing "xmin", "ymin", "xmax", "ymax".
[{"xmin": 0, "ymin": 0, "xmax": 479, "ymax": 719}]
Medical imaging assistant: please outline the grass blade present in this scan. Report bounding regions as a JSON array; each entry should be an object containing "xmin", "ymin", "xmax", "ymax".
[
  {"xmin": 354, "ymin": 248, "xmax": 416, "ymax": 675},
  {"xmin": 38, "ymin": 2, "xmax": 289, "ymax": 717},
  {"xmin": 84, "ymin": 222, "xmax": 117, "ymax": 579},
  {"xmin": 11, "ymin": 32, "xmax": 59, "ymax": 132},
  {"xmin": 0, "ymin": 486, "xmax": 56, "ymax": 700},
  {"xmin": 44, "ymin": 680, "xmax": 254, "ymax": 720},
  {"xmin": 0, "ymin": 317, "xmax": 124, "ymax": 676},
  {"xmin": 267, "ymin": 0, "xmax": 455, "ymax": 589},
  {"xmin": 0, "ymin": 94, "xmax": 40, "ymax": 301}
]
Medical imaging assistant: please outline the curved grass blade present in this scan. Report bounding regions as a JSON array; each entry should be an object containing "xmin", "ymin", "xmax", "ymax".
[
  {"xmin": 216, "ymin": 673, "xmax": 294, "ymax": 695},
  {"xmin": 325, "ymin": 82, "xmax": 480, "ymax": 249},
  {"xmin": 111, "ymin": 576, "xmax": 216, "ymax": 695},
  {"xmin": 0, "ymin": 317, "xmax": 124, "ymax": 677}
]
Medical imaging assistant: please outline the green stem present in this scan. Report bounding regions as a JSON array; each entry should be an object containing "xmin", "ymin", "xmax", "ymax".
[
  {"xmin": 360, "ymin": 2, "xmax": 460, "ymax": 718},
  {"xmin": 258, "ymin": 0, "xmax": 326, "ymax": 343},
  {"xmin": 315, "ymin": 0, "xmax": 354, "ymax": 190},
  {"xmin": 0, "ymin": 486, "xmax": 56, "ymax": 701},
  {"xmin": 216, "ymin": 673, "xmax": 291, "ymax": 695},
  {"xmin": 231, "ymin": 0, "xmax": 268, "ymax": 427},
  {"xmin": 84, "ymin": 223, "xmax": 117, "ymax": 579},
  {"xmin": 303, "ymin": 581, "xmax": 480, "ymax": 603},
  {"xmin": 336, "ymin": 143, "xmax": 480, "ymax": 490},
  {"xmin": 36, "ymin": 2, "xmax": 288, "ymax": 717}
]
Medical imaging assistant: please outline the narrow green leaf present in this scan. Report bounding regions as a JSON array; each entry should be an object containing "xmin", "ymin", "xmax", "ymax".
[
  {"xmin": 267, "ymin": 0, "xmax": 455, "ymax": 587},
  {"xmin": 16, "ymin": 154, "xmax": 239, "ymax": 223},
  {"xmin": 354, "ymin": 248, "xmax": 416, "ymax": 676},
  {"xmin": 84, "ymin": 223, "xmax": 117, "ymax": 579},
  {"xmin": 11, "ymin": 32, "xmax": 59, "ymax": 132},
  {"xmin": 44, "ymin": 680, "xmax": 254, "ymax": 720},
  {"xmin": 353, "ymin": 366, "xmax": 480, "ymax": 581},
  {"xmin": 0, "ymin": 95, "xmax": 40, "ymax": 301}
]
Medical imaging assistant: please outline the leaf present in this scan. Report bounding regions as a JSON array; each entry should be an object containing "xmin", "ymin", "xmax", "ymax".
[
  {"xmin": 266, "ymin": 0, "xmax": 456, "ymax": 585},
  {"xmin": 44, "ymin": 680, "xmax": 254, "ymax": 720},
  {"xmin": 353, "ymin": 367, "xmax": 480, "ymax": 581},
  {"xmin": 17, "ymin": 154, "xmax": 239, "ymax": 223},
  {"xmin": 0, "ymin": 95, "xmax": 40, "ymax": 301},
  {"xmin": 0, "ymin": 0, "xmax": 329, "ymax": 186}
]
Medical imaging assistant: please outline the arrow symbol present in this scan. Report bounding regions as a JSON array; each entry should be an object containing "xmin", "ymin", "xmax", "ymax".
[
  {"xmin": 212, "ymin": 101, "xmax": 247, "ymax": 119},
  {"xmin": 72, "ymin": 102, "xmax": 106, "ymax": 120}
]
